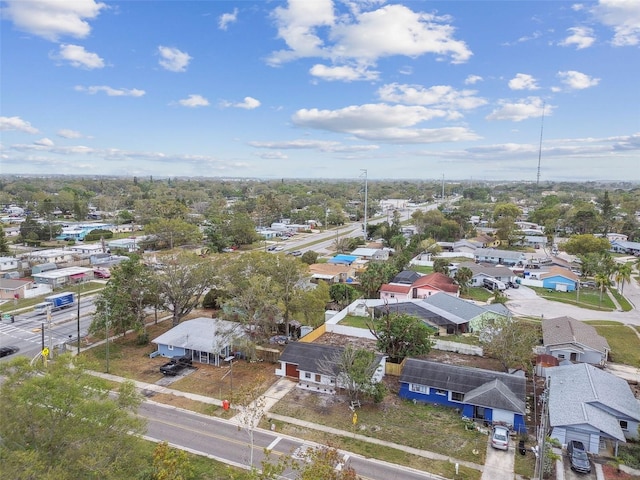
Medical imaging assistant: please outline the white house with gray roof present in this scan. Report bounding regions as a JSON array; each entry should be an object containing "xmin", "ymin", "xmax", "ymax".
[
  {"xmin": 547, "ymin": 363, "xmax": 640, "ymax": 453},
  {"xmin": 474, "ymin": 248, "xmax": 527, "ymax": 266},
  {"xmin": 542, "ymin": 316, "xmax": 610, "ymax": 366},
  {"xmin": 452, "ymin": 262, "xmax": 516, "ymax": 287}
]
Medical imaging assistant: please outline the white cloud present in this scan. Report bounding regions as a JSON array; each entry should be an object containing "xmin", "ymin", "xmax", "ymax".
[
  {"xmin": 34, "ymin": 138, "xmax": 54, "ymax": 147},
  {"xmin": 1, "ymin": 0, "xmax": 106, "ymax": 42},
  {"xmin": 54, "ymin": 44, "xmax": 105, "ymax": 69},
  {"xmin": 267, "ymin": 2, "xmax": 472, "ymax": 71},
  {"xmin": 257, "ymin": 151, "xmax": 288, "ymax": 160},
  {"xmin": 508, "ymin": 73, "xmax": 540, "ymax": 90},
  {"xmin": 309, "ymin": 63, "xmax": 379, "ymax": 81},
  {"xmin": 559, "ymin": 26, "xmax": 596, "ymax": 49},
  {"xmin": 57, "ymin": 129, "xmax": 83, "ymax": 139},
  {"xmin": 178, "ymin": 94, "xmax": 210, "ymax": 108},
  {"xmin": 249, "ymin": 139, "xmax": 379, "ymax": 152},
  {"xmin": 291, "ymin": 103, "xmax": 480, "ymax": 143},
  {"xmin": 158, "ymin": 46, "xmax": 192, "ymax": 72},
  {"xmin": 219, "ymin": 8, "xmax": 238, "ymax": 30},
  {"xmin": 220, "ymin": 97, "xmax": 261, "ymax": 109},
  {"xmin": 591, "ymin": 0, "xmax": 640, "ymax": 46},
  {"xmin": 557, "ymin": 70, "xmax": 600, "ymax": 89},
  {"xmin": 0, "ymin": 116, "xmax": 39, "ymax": 134},
  {"xmin": 486, "ymin": 97, "xmax": 551, "ymax": 122},
  {"xmin": 464, "ymin": 75, "xmax": 483, "ymax": 85},
  {"xmin": 377, "ymin": 83, "xmax": 487, "ymax": 111},
  {"xmin": 75, "ymin": 85, "xmax": 145, "ymax": 97}
]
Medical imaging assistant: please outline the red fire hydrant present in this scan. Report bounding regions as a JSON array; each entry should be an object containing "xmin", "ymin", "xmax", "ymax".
[{"xmin": 222, "ymin": 399, "xmax": 230, "ymax": 411}]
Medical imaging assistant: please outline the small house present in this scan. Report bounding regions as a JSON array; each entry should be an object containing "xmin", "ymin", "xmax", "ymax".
[
  {"xmin": 542, "ymin": 316, "xmax": 609, "ymax": 366},
  {"xmin": 399, "ymin": 358, "xmax": 527, "ymax": 433}
]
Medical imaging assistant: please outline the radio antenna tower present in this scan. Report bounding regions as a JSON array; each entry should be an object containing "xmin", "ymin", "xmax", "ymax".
[{"xmin": 536, "ymin": 101, "xmax": 546, "ymax": 187}]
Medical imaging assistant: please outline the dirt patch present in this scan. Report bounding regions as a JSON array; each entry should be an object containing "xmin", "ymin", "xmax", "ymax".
[{"xmin": 601, "ymin": 464, "xmax": 636, "ymax": 479}]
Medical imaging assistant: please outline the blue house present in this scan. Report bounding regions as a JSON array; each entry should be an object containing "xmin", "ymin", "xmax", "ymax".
[
  {"xmin": 152, "ymin": 317, "xmax": 244, "ymax": 366},
  {"xmin": 399, "ymin": 358, "xmax": 527, "ymax": 433},
  {"xmin": 540, "ymin": 267, "xmax": 579, "ymax": 292}
]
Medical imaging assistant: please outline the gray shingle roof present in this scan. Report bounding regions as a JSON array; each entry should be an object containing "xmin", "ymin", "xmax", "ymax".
[
  {"xmin": 279, "ymin": 342, "xmax": 345, "ymax": 375},
  {"xmin": 542, "ymin": 316, "xmax": 610, "ymax": 355},
  {"xmin": 421, "ymin": 292, "xmax": 509, "ymax": 321},
  {"xmin": 547, "ymin": 363, "xmax": 640, "ymax": 442},
  {"xmin": 151, "ymin": 317, "xmax": 244, "ymax": 353},
  {"xmin": 373, "ymin": 300, "xmax": 467, "ymax": 327},
  {"xmin": 400, "ymin": 358, "xmax": 526, "ymax": 413}
]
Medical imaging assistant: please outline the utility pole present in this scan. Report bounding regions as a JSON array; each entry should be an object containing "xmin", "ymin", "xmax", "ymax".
[
  {"xmin": 77, "ymin": 288, "xmax": 81, "ymax": 354},
  {"xmin": 536, "ymin": 101, "xmax": 546, "ymax": 187},
  {"xmin": 361, "ymin": 169, "xmax": 368, "ymax": 243}
]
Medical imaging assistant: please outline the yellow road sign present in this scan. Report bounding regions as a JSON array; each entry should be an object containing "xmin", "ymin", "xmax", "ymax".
[{"xmin": 42, "ymin": 347, "xmax": 49, "ymax": 357}]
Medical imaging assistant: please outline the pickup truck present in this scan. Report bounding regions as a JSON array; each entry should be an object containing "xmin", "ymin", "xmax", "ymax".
[{"xmin": 159, "ymin": 356, "xmax": 193, "ymax": 376}]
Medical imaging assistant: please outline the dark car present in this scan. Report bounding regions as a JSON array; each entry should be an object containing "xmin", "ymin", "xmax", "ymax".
[
  {"xmin": 567, "ymin": 440, "xmax": 591, "ymax": 474},
  {"xmin": 159, "ymin": 356, "xmax": 193, "ymax": 376},
  {"xmin": 0, "ymin": 346, "xmax": 19, "ymax": 358},
  {"xmin": 508, "ymin": 281, "xmax": 520, "ymax": 289}
]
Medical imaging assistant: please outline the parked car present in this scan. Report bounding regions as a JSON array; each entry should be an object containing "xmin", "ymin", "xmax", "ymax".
[
  {"xmin": 490, "ymin": 425, "xmax": 510, "ymax": 450},
  {"xmin": 0, "ymin": 346, "xmax": 19, "ymax": 358},
  {"xmin": 93, "ymin": 269, "xmax": 111, "ymax": 279},
  {"xmin": 159, "ymin": 356, "xmax": 193, "ymax": 376},
  {"xmin": 580, "ymin": 281, "xmax": 596, "ymax": 289},
  {"xmin": 567, "ymin": 440, "xmax": 591, "ymax": 474},
  {"xmin": 508, "ymin": 281, "xmax": 520, "ymax": 289}
]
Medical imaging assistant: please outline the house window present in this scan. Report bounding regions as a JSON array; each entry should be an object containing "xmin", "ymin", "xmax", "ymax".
[
  {"xmin": 390, "ymin": 294, "xmax": 395, "ymax": 298},
  {"xmin": 315, "ymin": 374, "xmax": 321, "ymax": 382},
  {"xmin": 434, "ymin": 389, "xmax": 447, "ymax": 396},
  {"xmin": 409, "ymin": 383, "xmax": 427, "ymax": 394},
  {"xmin": 168, "ymin": 345, "xmax": 173, "ymax": 351},
  {"xmin": 558, "ymin": 354, "xmax": 565, "ymax": 359},
  {"xmin": 620, "ymin": 420, "xmax": 628, "ymax": 431},
  {"xmin": 451, "ymin": 392, "xmax": 464, "ymax": 402},
  {"xmin": 304, "ymin": 372, "xmax": 311, "ymax": 379}
]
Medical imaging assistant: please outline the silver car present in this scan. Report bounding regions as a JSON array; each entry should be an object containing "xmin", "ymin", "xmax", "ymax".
[{"xmin": 491, "ymin": 425, "xmax": 510, "ymax": 450}]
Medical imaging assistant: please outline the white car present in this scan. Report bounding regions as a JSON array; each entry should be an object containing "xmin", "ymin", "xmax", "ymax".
[{"xmin": 490, "ymin": 425, "xmax": 510, "ymax": 450}]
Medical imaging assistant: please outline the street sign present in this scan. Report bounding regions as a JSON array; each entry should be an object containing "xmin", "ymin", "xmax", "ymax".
[{"xmin": 42, "ymin": 347, "xmax": 49, "ymax": 357}]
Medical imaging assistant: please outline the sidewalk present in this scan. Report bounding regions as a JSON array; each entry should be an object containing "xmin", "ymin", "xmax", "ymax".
[{"xmin": 91, "ymin": 370, "xmax": 486, "ymax": 476}]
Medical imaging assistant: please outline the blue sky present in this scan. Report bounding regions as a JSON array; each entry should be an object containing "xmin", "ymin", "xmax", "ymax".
[{"xmin": 1, "ymin": 0, "xmax": 638, "ymax": 181}]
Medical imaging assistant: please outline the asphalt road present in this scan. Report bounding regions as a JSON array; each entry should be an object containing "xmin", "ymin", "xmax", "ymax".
[
  {"xmin": 0, "ymin": 295, "xmax": 97, "ymax": 361},
  {"xmin": 140, "ymin": 400, "xmax": 445, "ymax": 480}
]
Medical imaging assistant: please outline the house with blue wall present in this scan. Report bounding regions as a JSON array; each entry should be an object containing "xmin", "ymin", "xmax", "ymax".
[
  {"xmin": 539, "ymin": 267, "xmax": 579, "ymax": 292},
  {"xmin": 399, "ymin": 358, "xmax": 527, "ymax": 433},
  {"xmin": 152, "ymin": 317, "xmax": 244, "ymax": 366}
]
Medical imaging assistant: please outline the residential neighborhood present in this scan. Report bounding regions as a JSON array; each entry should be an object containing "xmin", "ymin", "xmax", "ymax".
[{"xmin": 1, "ymin": 176, "xmax": 640, "ymax": 480}]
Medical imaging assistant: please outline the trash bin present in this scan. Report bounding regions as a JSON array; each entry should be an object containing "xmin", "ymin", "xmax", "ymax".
[{"xmin": 518, "ymin": 439, "xmax": 526, "ymax": 456}]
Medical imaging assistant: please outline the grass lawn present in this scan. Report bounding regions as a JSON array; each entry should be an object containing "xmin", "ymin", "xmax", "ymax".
[
  {"xmin": 338, "ymin": 314, "xmax": 372, "ymax": 329},
  {"xmin": 269, "ymin": 387, "xmax": 487, "ymax": 466},
  {"xmin": 588, "ymin": 322, "xmax": 640, "ymax": 368},
  {"xmin": 514, "ymin": 445, "xmax": 537, "ymax": 478},
  {"xmin": 461, "ymin": 287, "xmax": 493, "ymax": 303},
  {"xmin": 610, "ymin": 287, "xmax": 633, "ymax": 311},
  {"xmin": 411, "ymin": 265, "xmax": 433, "ymax": 274},
  {"xmin": 530, "ymin": 286, "xmax": 615, "ymax": 311}
]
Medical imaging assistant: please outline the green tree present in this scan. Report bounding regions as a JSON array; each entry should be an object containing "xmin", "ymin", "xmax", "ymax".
[
  {"xmin": 614, "ymin": 263, "xmax": 632, "ymax": 294},
  {"xmin": 358, "ymin": 261, "xmax": 397, "ymax": 297},
  {"xmin": 144, "ymin": 218, "xmax": 202, "ymax": 249},
  {"xmin": 480, "ymin": 318, "xmax": 540, "ymax": 372},
  {"xmin": 0, "ymin": 227, "xmax": 10, "ymax": 254},
  {"xmin": 563, "ymin": 234, "xmax": 610, "ymax": 256},
  {"xmin": 0, "ymin": 355, "xmax": 144, "ymax": 480},
  {"xmin": 493, "ymin": 202, "xmax": 521, "ymax": 221},
  {"xmin": 292, "ymin": 281, "xmax": 331, "ymax": 327},
  {"xmin": 367, "ymin": 312, "xmax": 433, "ymax": 363},
  {"xmin": 142, "ymin": 441, "xmax": 195, "ymax": 480},
  {"xmin": 91, "ymin": 255, "xmax": 156, "ymax": 340},
  {"xmin": 155, "ymin": 252, "xmax": 215, "ymax": 326},
  {"xmin": 329, "ymin": 283, "xmax": 360, "ymax": 308},
  {"xmin": 319, "ymin": 345, "xmax": 383, "ymax": 402},
  {"xmin": 599, "ymin": 190, "xmax": 614, "ymax": 235},
  {"xmin": 433, "ymin": 257, "xmax": 450, "ymax": 274},
  {"xmin": 300, "ymin": 250, "xmax": 319, "ymax": 264},
  {"xmin": 454, "ymin": 266, "xmax": 473, "ymax": 293},
  {"xmin": 594, "ymin": 272, "xmax": 612, "ymax": 307}
]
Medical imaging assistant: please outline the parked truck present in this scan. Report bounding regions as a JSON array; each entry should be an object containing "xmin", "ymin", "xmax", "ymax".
[
  {"xmin": 33, "ymin": 292, "xmax": 76, "ymax": 315},
  {"xmin": 159, "ymin": 356, "xmax": 193, "ymax": 376}
]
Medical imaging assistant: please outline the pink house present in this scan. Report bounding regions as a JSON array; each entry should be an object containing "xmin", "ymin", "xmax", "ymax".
[{"xmin": 380, "ymin": 272, "xmax": 459, "ymax": 301}]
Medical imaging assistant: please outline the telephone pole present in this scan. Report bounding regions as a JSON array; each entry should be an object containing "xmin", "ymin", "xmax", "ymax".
[{"xmin": 361, "ymin": 169, "xmax": 368, "ymax": 242}]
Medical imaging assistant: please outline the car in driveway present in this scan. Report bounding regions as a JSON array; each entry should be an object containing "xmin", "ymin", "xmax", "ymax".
[
  {"xmin": 0, "ymin": 346, "xmax": 19, "ymax": 358},
  {"xmin": 490, "ymin": 425, "xmax": 510, "ymax": 450},
  {"xmin": 567, "ymin": 440, "xmax": 591, "ymax": 474},
  {"xmin": 159, "ymin": 356, "xmax": 193, "ymax": 376}
]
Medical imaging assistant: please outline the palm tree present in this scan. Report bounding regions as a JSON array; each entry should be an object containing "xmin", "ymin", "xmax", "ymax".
[
  {"xmin": 594, "ymin": 273, "xmax": 611, "ymax": 307},
  {"xmin": 454, "ymin": 266, "xmax": 473, "ymax": 294},
  {"xmin": 614, "ymin": 263, "xmax": 632, "ymax": 294}
]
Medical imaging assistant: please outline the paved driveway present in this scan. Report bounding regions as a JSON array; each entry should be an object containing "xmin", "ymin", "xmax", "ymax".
[
  {"xmin": 505, "ymin": 285, "xmax": 640, "ymax": 326},
  {"xmin": 481, "ymin": 435, "xmax": 515, "ymax": 480}
]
